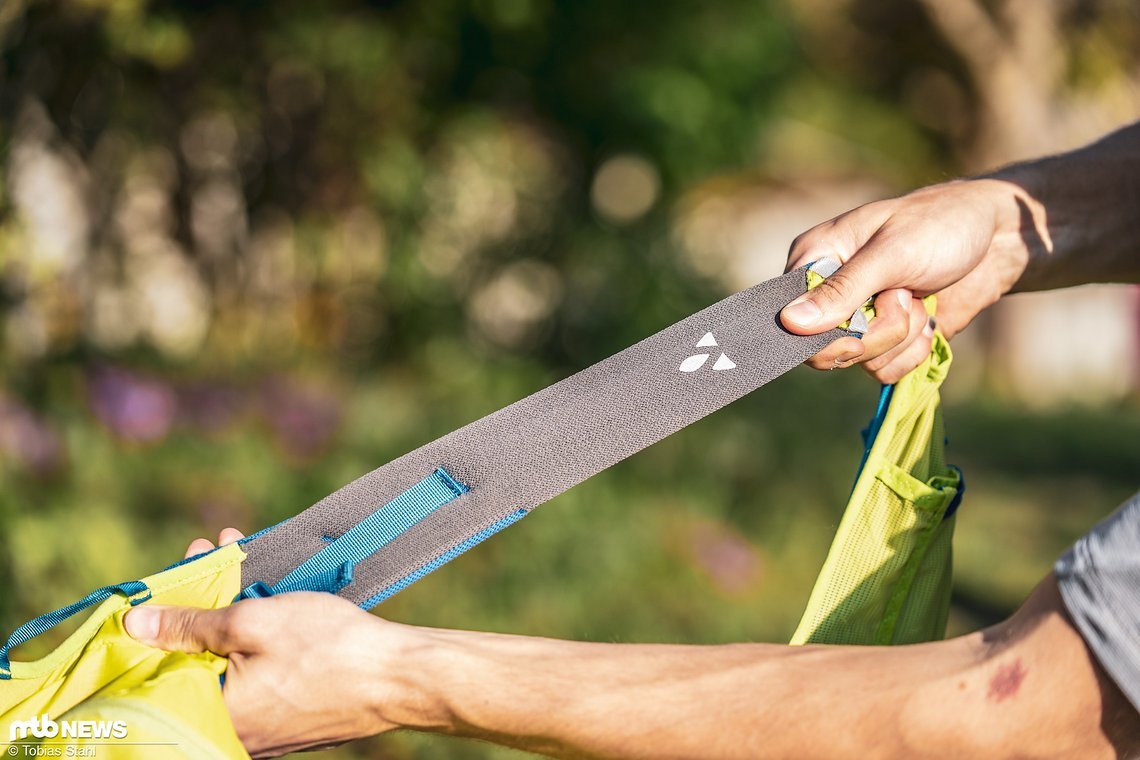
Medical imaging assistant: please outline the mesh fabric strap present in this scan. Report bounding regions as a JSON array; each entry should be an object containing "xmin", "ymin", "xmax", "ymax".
[{"xmin": 240, "ymin": 269, "xmax": 845, "ymax": 606}]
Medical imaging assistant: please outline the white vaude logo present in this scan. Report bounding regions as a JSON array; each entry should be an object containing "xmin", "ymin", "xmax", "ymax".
[
  {"xmin": 679, "ymin": 332, "xmax": 736, "ymax": 372},
  {"xmin": 8, "ymin": 714, "xmax": 128, "ymax": 741}
]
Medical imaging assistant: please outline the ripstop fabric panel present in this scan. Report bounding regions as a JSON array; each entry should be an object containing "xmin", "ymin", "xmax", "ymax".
[
  {"xmin": 240, "ymin": 269, "xmax": 845, "ymax": 607},
  {"xmin": 791, "ymin": 324, "xmax": 961, "ymax": 646},
  {"xmin": 1, "ymin": 544, "xmax": 248, "ymax": 759}
]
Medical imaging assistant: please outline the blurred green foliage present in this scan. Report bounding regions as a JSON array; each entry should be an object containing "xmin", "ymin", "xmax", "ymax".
[{"xmin": 1, "ymin": 1, "xmax": 1138, "ymax": 757}]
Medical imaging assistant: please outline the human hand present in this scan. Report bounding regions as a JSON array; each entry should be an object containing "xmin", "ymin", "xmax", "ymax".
[
  {"xmin": 125, "ymin": 530, "xmax": 421, "ymax": 758},
  {"xmin": 781, "ymin": 178, "xmax": 1040, "ymax": 383}
]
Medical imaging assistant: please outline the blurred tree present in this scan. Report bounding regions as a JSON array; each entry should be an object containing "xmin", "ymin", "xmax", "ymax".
[{"xmin": 1, "ymin": 2, "xmax": 1138, "ymax": 757}]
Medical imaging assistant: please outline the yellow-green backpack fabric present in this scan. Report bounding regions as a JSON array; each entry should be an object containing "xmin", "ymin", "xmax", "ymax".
[
  {"xmin": 791, "ymin": 328, "xmax": 962, "ymax": 645},
  {"xmin": 1, "ymin": 290, "xmax": 963, "ymax": 756},
  {"xmin": 1, "ymin": 543, "xmax": 248, "ymax": 758}
]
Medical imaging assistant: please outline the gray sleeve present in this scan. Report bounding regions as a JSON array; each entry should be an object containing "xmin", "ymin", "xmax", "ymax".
[{"xmin": 1055, "ymin": 490, "xmax": 1140, "ymax": 713}]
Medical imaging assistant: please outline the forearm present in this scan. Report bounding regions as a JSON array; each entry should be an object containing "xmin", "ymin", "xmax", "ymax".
[
  {"xmin": 982, "ymin": 121, "xmax": 1140, "ymax": 292},
  {"xmin": 389, "ymin": 630, "xmax": 977, "ymax": 760},
  {"xmin": 379, "ymin": 626, "xmax": 994, "ymax": 759},
  {"xmin": 367, "ymin": 577, "xmax": 1135, "ymax": 760}
]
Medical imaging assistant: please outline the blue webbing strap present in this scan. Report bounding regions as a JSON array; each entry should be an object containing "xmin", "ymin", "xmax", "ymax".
[
  {"xmin": 0, "ymin": 468, "xmax": 467, "ymax": 672},
  {"xmin": 856, "ymin": 384, "xmax": 895, "ymax": 483},
  {"xmin": 239, "ymin": 561, "xmax": 356, "ymax": 600},
  {"xmin": 0, "ymin": 581, "xmax": 151, "ymax": 680},
  {"xmin": 237, "ymin": 467, "xmax": 469, "ymax": 601},
  {"xmin": 362, "ymin": 507, "xmax": 527, "ymax": 609}
]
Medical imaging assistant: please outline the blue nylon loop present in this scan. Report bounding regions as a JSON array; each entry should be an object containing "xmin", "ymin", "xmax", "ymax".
[
  {"xmin": 0, "ymin": 580, "xmax": 150, "ymax": 680},
  {"xmin": 238, "ymin": 581, "xmax": 274, "ymax": 600},
  {"xmin": 361, "ymin": 507, "xmax": 529, "ymax": 609},
  {"xmin": 240, "ymin": 467, "xmax": 468, "ymax": 602},
  {"xmin": 237, "ymin": 561, "xmax": 355, "ymax": 601}
]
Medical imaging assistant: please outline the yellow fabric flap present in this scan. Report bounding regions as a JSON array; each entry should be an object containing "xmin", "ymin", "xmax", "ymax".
[{"xmin": 2, "ymin": 543, "xmax": 248, "ymax": 759}]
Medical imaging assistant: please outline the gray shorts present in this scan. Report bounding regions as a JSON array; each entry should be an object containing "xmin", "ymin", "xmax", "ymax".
[{"xmin": 1056, "ymin": 491, "xmax": 1140, "ymax": 712}]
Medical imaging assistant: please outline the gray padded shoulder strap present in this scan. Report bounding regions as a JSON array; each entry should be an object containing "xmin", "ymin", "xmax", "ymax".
[{"xmin": 240, "ymin": 269, "xmax": 844, "ymax": 606}]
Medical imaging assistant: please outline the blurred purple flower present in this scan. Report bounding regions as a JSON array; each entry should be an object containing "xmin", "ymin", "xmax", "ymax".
[
  {"xmin": 179, "ymin": 382, "xmax": 247, "ymax": 435},
  {"xmin": 0, "ymin": 396, "xmax": 65, "ymax": 477},
  {"xmin": 260, "ymin": 375, "xmax": 342, "ymax": 462},
  {"xmin": 88, "ymin": 367, "xmax": 177, "ymax": 444},
  {"xmin": 690, "ymin": 523, "xmax": 763, "ymax": 595}
]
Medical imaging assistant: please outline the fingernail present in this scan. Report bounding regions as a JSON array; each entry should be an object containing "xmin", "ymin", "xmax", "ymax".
[
  {"xmin": 125, "ymin": 607, "xmax": 160, "ymax": 642},
  {"xmin": 782, "ymin": 298, "xmax": 823, "ymax": 327},
  {"xmin": 896, "ymin": 290, "xmax": 912, "ymax": 312},
  {"xmin": 834, "ymin": 350, "xmax": 863, "ymax": 368},
  {"xmin": 923, "ymin": 318, "xmax": 934, "ymax": 338}
]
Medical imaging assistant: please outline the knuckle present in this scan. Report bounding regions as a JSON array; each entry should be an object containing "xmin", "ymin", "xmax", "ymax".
[
  {"xmin": 156, "ymin": 610, "xmax": 193, "ymax": 649},
  {"xmin": 215, "ymin": 612, "xmax": 239, "ymax": 643},
  {"xmin": 867, "ymin": 366, "xmax": 893, "ymax": 384},
  {"xmin": 790, "ymin": 221, "xmax": 831, "ymax": 253},
  {"xmin": 886, "ymin": 310, "xmax": 909, "ymax": 343},
  {"xmin": 878, "ymin": 360, "xmax": 911, "ymax": 385},
  {"xmin": 879, "ymin": 369, "xmax": 904, "ymax": 385},
  {"xmin": 879, "ymin": 339, "xmax": 932, "ymax": 384},
  {"xmin": 863, "ymin": 353, "xmax": 889, "ymax": 373},
  {"xmin": 789, "ymin": 221, "xmax": 848, "ymax": 266},
  {"xmin": 212, "ymin": 609, "xmax": 253, "ymax": 652},
  {"xmin": 815, "ymin": 274, "xmax": 854, "ymax": 308},
  {"xmin": 788, "ymin": 230, "xmax": 812, "ymax": 256},
  {"xmin": 788, "ymin": 231, "xmax": 826, "ymax": 264},
  {"xmin": 222, "ymin": 605, "xmax": 254, "ymax": 639},
  {"xmin": 907, "ymin": 331, "xmax": 934, "ymax": 359},
  {"xmin": 868, "ymin": 310, "xmax": 907, "ymax": 348},
  {"xmin": 909, "ymin": 304, "xmax": 928, "ymax": 334}
]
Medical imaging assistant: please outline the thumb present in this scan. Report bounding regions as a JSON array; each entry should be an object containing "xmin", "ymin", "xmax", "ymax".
[
  {"xmin": 780, "ymin": 254, "xmax": 891, "ymax": 335},
  {"xmin": 125, "ymin": 604, "xmax": 240, "ymax": 655}
]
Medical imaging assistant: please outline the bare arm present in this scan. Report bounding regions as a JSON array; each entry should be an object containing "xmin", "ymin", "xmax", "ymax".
[
  {"xmin": 781, "ymin": 121, "xmax": 1140, "ymax": 382},
  {"xmin": 991, "ymin": 123, "xmax": 1140, "ymax": 292},
  {"xmin": 384, "ymin": 577, "xmax": 1138, "ymax": 760},
  {"xmin": 127, "ymin": 568, "xmax": 1140, "ymax": 759}
]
